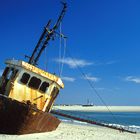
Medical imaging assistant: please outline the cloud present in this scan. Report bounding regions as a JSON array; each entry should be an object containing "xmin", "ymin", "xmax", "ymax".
[
  {"xmin": 61, "ymin": 76, "xmax": 75, "ymax": 82},
  {"xmin": 55, "ymin": 57, "xmax": 93, "ymax": 68},
  {"xmin": 96, "ymin": 60, "xmax": 117, "ymax": 66},
  {"xmin": 124, "ymin": 76, "xmax": 140, "ymax": 84},
  {"xmin": 83, "ymin": 74, "xmax": 100, "ymax": 82}
]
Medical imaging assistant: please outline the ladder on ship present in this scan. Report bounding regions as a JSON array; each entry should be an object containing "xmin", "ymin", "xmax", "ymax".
[{"xmin": 51, "ymin": 109, "xmax": 138, "ymax": 134}]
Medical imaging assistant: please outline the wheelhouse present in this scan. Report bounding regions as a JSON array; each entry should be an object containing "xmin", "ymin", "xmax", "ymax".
[{"xmin": 0, "ymin": 60, "xmax": 64, "ymax": 112}]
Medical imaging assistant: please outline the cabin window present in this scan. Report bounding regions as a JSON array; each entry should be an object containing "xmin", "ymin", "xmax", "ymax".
[
  {"xmin": 28, "ymin": 76, "xmax": 41, "ymax": 89},
  {"xmin": 10, "ymin": 69, "xmax": 18, "ymax": 80},
  {"xmin": 7, "ymin": 69, "xmax": 13, "ymax": 79},
  {"xmin": 2, "ymin": 67, "xmax": 9, "ymax": 77},
  {"xmin": 20, "ymin": 73, "xmax": 30, "ymax": 84},
  {"xmin": 39, "ymin": 82, "xmax": 49, "ymax": 93},
  {"xmin": 4, "ymin": 68, "xmax": 18, "ymax": 80}
]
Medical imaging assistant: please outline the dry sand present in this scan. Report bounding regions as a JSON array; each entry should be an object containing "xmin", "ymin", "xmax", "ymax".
[
  {"xmin": 0, "ymin": 122, "xmax": 140, "ymax": 140},
  {"xmin": 0, "ymin": 106, "xmax": 140, "ymax": 140},
  {"xmin": 53, "ymin": 105, "xmax": 140, "ymax": 112}
]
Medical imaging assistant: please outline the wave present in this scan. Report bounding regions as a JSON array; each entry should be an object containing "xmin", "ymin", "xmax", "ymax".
[
  {"xmin": 61, "ymin": 119, "xmax": 140, "ymax": 132},
  {"xmin": 101, "ymin": 123, "xmax": 140, "ymax": 132},
  {"xmin": 61, "ymin": 119, "xmax": 89, "ymax": 125},
  {"xmin": 128, "ymin": 125, "xmax": 140, "ymax": 129}
]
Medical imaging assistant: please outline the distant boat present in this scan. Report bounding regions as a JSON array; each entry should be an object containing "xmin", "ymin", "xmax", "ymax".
[
  {"xmin": 0, "ymin": 3, "xmax": 67, "ymax": 134},
  {"xmin": 82, "ymin": 99, "xmax": 94, "ymax": 107}
]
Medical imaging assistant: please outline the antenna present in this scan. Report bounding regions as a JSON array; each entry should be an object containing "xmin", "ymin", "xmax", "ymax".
[{"xmin": 28, "ymin": 2, "xmax": 67, "ymax": 66}]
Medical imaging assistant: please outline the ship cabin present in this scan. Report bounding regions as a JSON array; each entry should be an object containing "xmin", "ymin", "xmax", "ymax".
[{"xmin": 0, "ymin": 59, "xmax": 64, "ymax": 112}]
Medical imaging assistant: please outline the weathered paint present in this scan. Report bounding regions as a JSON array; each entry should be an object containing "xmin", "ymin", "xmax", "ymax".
[
  {"xmin": 8, "ymin": 73, "xmax": 58, "ymax": 111},
  {"xmin": 5, "ymin": 60, "xmax": 64, "ymax": 88},
  {"xmin": 3, "ymin": 59, "xmax": 64, "ymax": 112}
]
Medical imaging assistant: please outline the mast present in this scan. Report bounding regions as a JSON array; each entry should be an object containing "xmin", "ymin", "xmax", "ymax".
[{"xmin": 28, "ymin": 2, "xmax": 67, "ymax": 66}]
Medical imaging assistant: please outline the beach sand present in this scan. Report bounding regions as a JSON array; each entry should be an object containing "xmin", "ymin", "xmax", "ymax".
[
  {"xmin": 0, "ymin": 122, "xmax": 140, "ymax": 140},
  {"xmin": 0, "ymin": 106, "xmax": 140, "ymax": 140},
  {"xmin": 53, "ymin": 105, "xmax": 140, "ymax": 112}
]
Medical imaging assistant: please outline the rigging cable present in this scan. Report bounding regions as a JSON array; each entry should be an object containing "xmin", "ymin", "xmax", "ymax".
[
  {"xmin": 60, "ymin": 37, "xmax": 67, "ymax": 77},
  {"xmin": 58, "ymin": 22, "xmax": 67, "ymax": 77},
  {"xmin": 66, "ymin": 48, "xmax": 122, "ymax": 127},
  {"xmin": 59, "ymin": 22, "xmax": 62, "ymax": 75},
  {"xmin": 44, "ymin": 47, "xmax": 47, "ymax": 71}
]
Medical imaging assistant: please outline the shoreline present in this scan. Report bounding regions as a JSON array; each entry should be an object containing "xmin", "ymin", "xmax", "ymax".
[
  {"xmin": 53, "ymin": 105, "xmax": 140, "ymax": 112},
  {"xmin": 0, "ymin": 106, "xmax": 140, "ymax": 140}
]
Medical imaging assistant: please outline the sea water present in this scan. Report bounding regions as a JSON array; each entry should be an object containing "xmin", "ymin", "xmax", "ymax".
[{"xmin": 54, "ymin": 110, "xmax": 140, "ymax": 132}]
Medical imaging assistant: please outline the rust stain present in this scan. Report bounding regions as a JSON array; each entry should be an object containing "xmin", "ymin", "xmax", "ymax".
[
  {"xmin": 0, "ymin": 95, "xmax": 60, "ymax": 134},
  {"xmin": 2, "ymin": 60, "xmax": 63, "ymax": 134},
  {"xmin": 9, "ymin": 82, "xmax": 53, "ymax": 111}
]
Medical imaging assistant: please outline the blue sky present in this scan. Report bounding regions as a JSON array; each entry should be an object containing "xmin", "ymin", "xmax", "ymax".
[{"xmin": 0, "ymin": 0, "xmax": 140, "ymax": 105}]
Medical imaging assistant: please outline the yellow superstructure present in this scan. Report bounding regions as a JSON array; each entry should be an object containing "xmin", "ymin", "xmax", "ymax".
[{"xmin": 0, "ymin": 60, "xmax": 64, "ymax": 112}]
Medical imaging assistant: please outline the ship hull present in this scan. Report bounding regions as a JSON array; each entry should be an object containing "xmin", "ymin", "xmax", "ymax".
[{"xmin": 0, "ymin": 94, "xmax": 60, "ymax": 134}]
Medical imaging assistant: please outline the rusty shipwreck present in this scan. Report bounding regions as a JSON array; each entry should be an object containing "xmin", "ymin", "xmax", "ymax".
[{"xmin": 0, "ymin": 3, "xmax": 66, "ymax": 134}]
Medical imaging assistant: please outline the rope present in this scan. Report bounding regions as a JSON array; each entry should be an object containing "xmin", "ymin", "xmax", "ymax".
[
  {"xmin": 59, "ymin": 22, "xmax": 62, "ymax": 75},
  {"xmin": 58, "ymin": 22, "xmax": 67, "ymax": 77},
  {"xmin": 60, "ymin": 37, "xmax": 67, "ymax": 77},
  {"xmin": 51, "ymin": 108, "xmax": 137, "ymax": 133},
  {"xmin": 66, "ymin": 49, "xmax": 122, "ymax": 127},
  {"xmin": 44, "ymin": 47, "xmax": 47, "ymax": 71}
]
